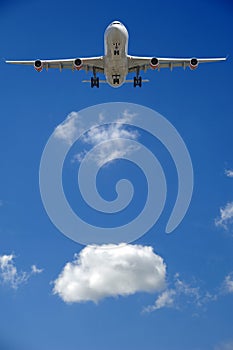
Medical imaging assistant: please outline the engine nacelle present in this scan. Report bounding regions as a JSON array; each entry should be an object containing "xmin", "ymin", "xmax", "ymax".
[
  {"xmin": 34, "ymin": 60, "xmax": 43, "ymax": 72},
  {"xmin": 150, "ymin": 57, "xmax": 159, "ymax": 70},
  {"xmin": 74, "ymin": 58, "xmax": 83, "ymax": 70},
  {"xmin": 189, "ymin": 58, "xmax": 199, "ymax": 70}
]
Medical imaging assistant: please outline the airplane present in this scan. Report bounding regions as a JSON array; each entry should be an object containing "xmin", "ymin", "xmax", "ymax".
[{"xmin": 6, "ymin": 21, "xmax": 226, "ymax": 88}]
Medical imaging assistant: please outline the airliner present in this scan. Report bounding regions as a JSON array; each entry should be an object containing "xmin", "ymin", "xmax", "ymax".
[{"xmin": 6, "ymin": 21, "xmax": 226, "ymax": 88}]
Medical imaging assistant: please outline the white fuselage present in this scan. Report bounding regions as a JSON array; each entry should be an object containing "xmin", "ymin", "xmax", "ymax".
[{"xmin": 104, "ymin": 21, "xmax": 129, "ymax": 87}]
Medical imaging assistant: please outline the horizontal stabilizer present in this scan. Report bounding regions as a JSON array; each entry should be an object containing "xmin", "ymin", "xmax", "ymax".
[
  {"xmin": 125, "ymin": 79, "xmax": 149, "ymax": 83},
  {"xmin": 82, "ymin": 79, "xmax": 107, "ymax": 83},
  {"xmin": 82, "ymin": 79, "xmax": 149, "ymax": 84}
]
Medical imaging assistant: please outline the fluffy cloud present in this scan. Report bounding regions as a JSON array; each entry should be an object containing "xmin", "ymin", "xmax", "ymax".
[
  {"xmin": 215, "ymin": 202, "xmax": 233, "ymax": 230},
  {"xmin": 53, "ymin": 244, "xmax": 166, "ymax": 303},
  {"xmin": 0, "ymin": 254, "xmax": 43, "ymax": 289}
]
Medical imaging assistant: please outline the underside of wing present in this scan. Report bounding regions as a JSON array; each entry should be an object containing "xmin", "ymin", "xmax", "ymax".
[
  {"xmin": 128, "ymin": 55, "xmax": 227, "ymax": 72},
  {"xmin": 6, "ymin": 56, "xmax": 104, "ymax": 73}
]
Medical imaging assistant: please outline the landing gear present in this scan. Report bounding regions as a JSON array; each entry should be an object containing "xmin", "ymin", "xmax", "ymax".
[
  {"xmin": 112, "ymin": 75, "xmax": 120, "ymax": 85},
  {"xmin": 134, "ymin": 76, "xmax": 142, "ymax": 87},
  {"xmin": 113, "ymin": 43, "xmax": 120, "ymax": 55},
  {"xmin": 91, "ymin": 77, "xmax": 99, "ymax": 88},
  {"xmin": 91, "ymin": 67, "xmax": 99, "ymax": 88},
  {"xmin": 133, "ymin": 66, "xmax": 142, "ymax": 87}
]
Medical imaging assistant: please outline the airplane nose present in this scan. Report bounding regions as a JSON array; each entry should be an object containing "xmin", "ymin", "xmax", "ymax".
[{"xmin": 105, "ymin": 21, "xmax": 128, "ymax": 40}]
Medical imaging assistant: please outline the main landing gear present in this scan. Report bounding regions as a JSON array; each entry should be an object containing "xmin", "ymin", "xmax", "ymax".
[
  {"xmin": 134, "ymin": 66, "xmax": 142, "ymax": 87},
  {"xmin": 91, "ymin": 67, "xmax": 99, "ymax": 88}
]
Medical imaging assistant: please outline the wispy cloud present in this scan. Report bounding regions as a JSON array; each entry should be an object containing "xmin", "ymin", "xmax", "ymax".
[
  {"xmin": 222, "ymin": 273, "xmax": 233, "ymax": 294},
  {"xmin": 0, "ymin": 254, "xmax": 43, "ymax": 289},
  {"xmin": 215, "ymin": 202, "xmax": 233, "ymax": 230},
  {"xmin": 53, "ymin": 244, "xmax": 166, "ymax": 303},
  {"xmin": 76, "ymin": 123, "xmax": 139, "ymax": 166},
  {"xmin": 225, "ymin": 169, "xmax": 233, "ymax": 178},
  {"xmin": 75, "ymin": 110, "xmax": 139, "ymax": 167},
  {"xmin": 215, "ymin": 168, "xmax": 233, "ymax": 231},
  {"xmin": 214, "ymin": 340, "xmax": 233, "ymax": 350},
  {"xmin": 143, "ymin": 273, "xmax": 217, "ymax": 313},
  {"xmin": 54, "ymin": 112, "xmax": 80, "ymax": 145},
  {"xmin": 53, "ymin": 110, "xmax": 140, "ymax": 166},
  {"xmin": 31, "ymin": 265, "xmax": 43, "ymax": 275},
  {"xmin": 143, "ymin": 289, "xmax": 176, "ymax": 312}
]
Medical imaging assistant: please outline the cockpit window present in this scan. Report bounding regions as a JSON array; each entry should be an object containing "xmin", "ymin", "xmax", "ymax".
[{"xmin": 112, "ymin": 21, "xmax": 121, "ymax": 25}]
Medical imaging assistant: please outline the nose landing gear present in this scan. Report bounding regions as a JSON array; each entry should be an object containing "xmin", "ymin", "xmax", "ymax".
[
  {"xmin": 113, "ymin": 43, "xmax": 120, "ymax": 55},
  {"xmin": 112, "ymin": 75, "xmax": 120, "ymax": 85}
]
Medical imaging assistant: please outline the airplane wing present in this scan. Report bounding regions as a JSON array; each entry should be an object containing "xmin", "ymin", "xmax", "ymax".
[
  {"xmin": 5, "ymin": 56, "xmax": 104, "ymax": 73},
  {"xmin": 128, "ymin": 56, "xmax": 227, "ymax": 72}
]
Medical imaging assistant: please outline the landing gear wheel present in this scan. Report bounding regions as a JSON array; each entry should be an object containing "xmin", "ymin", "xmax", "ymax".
[
  {"xmin": 91, "ymin": 77, "xmax": 99, "ymax": 88},
  {"xmin": 133, "ymin": 76, "xmax": 142, "ymax": 88},
  {"xmin": 138, "ymin": 76, "xmax": 142, "ymax": 87},
  {"xmin": 134, "ymin": 66, "xmax": 142, "ymax": 87}
]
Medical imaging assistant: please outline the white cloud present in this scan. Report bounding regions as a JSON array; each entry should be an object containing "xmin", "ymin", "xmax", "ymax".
[
  {"xmin": 121, "ymin": 110, "xmax": 137, "ymax": 123},
  {"xmin": 214, "ymin": 340, "xmax": 233, "ymax": 350},
  {"xmin": 0, "ymin": 254, "xmax": 28, "ymax": 289},
  {"xmin": 143, "ymin": 289, "xmax": 176, "ymax": 312},
  {"xmin": 31, "ymin": 265, "xmax": 43, "ymax": 274},
  {"xmin": 174, "ymin": 273, "xmax": 200, "ymax": 302},
  {"xmin": 0, "ymin": 254, "xmax": 43, "ymax": 289},
  {"xmin": 53, "ymin": 244, "xmax": 166, "ymax": 303},
  {"xmin": 75, "ymin": 122, "xmax": 139, "ymax": 167},
  {"xmin": 53, "ymin": 110, "xmax": 140, "ymax": 166},
  {"xmin": 215, "ymin": 202, "xmax": 233, "ymax": 230},
  {"xmin": 225, "ymin": 169, "xmax": 233, "ymax": 178},
  {"xmin": 144, "ymin": 273, "xmax": 217, "ymax": 313},
  {"xmin": 54, "ymin": 112, "xmax": 80, "ymax": 145},
  {"xmin": 223, "ymin": 273, "xmax": 233, "ymax": 294}
]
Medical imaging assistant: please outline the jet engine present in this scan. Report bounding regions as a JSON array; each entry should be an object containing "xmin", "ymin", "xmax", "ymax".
[
  {"xmin": 34, "ymin": 60, "xmax": 43, "ymax": 72},
  {"xmin": 74, "ymin": 58, "xmax": 83, "ymax": 70},
  {"xmin": 150, "ymin": 57, "xmax": 159, "ymax": 69},
  {"xmin": 189, "ymin": 58, "xmax": 199, "ymax": 70}
]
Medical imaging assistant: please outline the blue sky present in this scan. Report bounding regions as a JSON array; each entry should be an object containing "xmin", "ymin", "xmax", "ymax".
[{"xmin": 0, "ymin": 0, "xmax": 233, "ymax": 349}]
